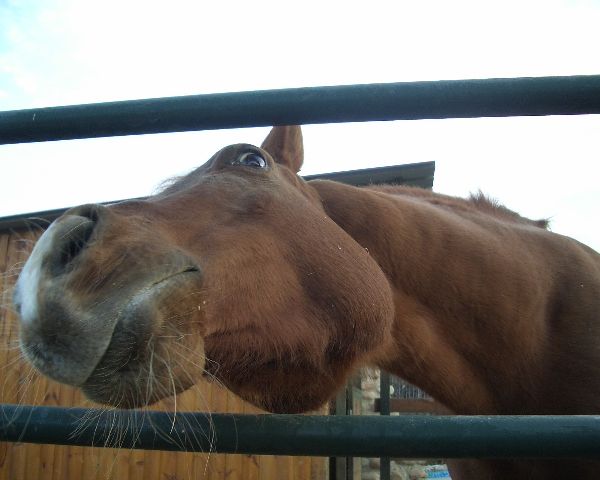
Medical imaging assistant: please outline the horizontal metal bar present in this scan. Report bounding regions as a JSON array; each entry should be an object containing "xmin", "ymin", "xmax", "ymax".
[
  {"xmin": 2, "ymin": 405, "xmax": 600, "ymax": 458},
  {"xmin": 1, "ymin": 75, "xmax": 599, "ymax": 144}
]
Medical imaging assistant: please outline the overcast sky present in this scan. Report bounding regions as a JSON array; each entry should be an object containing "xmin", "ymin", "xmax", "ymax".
[{"xmin": 1, "ymin": 0, "xmax": 599, "ymax": 252}]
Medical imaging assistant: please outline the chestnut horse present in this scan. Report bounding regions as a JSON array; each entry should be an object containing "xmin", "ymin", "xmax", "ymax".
[{"xmin": 13, "ymin": 126, "xmax": 600, "ymax": 479}]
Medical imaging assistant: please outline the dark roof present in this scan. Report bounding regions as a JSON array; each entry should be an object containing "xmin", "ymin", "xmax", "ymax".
[
  {"xmin": 0, "ymin": 161, "xmax": 434, "ymax": 232},
  {"xmin": 304, "ymin": 161, "xmax": 434, "ymax": 188}
]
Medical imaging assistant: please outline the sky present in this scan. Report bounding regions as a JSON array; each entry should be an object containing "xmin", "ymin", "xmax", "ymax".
[{"xmin": 0, "ymin": 0, "xmax": 599, "ymax": 252}]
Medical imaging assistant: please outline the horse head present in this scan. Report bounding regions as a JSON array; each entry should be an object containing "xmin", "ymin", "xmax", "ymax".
[{"xmin": 14, "ymin": 126, "xmax": 394, "ymax": 413}]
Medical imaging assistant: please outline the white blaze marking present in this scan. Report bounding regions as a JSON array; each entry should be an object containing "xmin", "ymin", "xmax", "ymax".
[{"xmin": 14, "ymin": 221, "xmax": 62, "ymax": 324}]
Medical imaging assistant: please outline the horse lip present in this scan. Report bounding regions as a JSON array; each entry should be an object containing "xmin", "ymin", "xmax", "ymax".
[
  {"xmin": 96, "ymin": 266, "xmax": 202, "ymax": 357},
  {"xmin": 149, "ymin": 266, "xmax": 200, "ymax": 288},
  {"xmin": 80, "ymin": 266, "xmax": 202, "ymax": 405}
]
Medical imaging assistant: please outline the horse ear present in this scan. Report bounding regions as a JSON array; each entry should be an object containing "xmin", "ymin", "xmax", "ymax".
[{"xmin": 261, "ymin": 126, "xmax": 304, "ymax": 173}]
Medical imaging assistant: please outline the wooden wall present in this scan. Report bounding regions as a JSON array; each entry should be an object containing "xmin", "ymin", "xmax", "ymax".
[{"xmin": 0, "ymin": 228, "xmax": 327, "ymax": 480}]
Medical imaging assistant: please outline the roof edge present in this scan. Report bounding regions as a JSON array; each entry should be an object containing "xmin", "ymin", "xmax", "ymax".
[{"xmin": 0, "ymin": 161, "xmax": 434, "ymax": 232}]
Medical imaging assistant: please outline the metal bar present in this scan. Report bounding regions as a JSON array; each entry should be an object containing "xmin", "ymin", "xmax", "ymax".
[
  {"xmin": 1, "ymin": 75, "xmax": 599, "ymax": 144},
  {"xmin": 379, "ymin": 372, "xmax": 391, "ymax": 480},
  {"xmin": 2, "ymin": 405, "xmax": 600, "ymax": 458},
  {"xmin": 331, "ymin": 390, "xmax": 349, "ymax": 480},
  {"xmin": 379, "ymin": 372, "xmax": 391, "ymax": 416},
  {"xmin": 345, "ymin": 385, "xmax": 354, "ymax": 480}
]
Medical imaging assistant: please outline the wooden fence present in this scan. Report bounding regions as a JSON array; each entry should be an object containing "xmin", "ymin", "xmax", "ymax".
[{"xmin": 0, "ymin": 228, "xmax": 327, "ymax": 480}]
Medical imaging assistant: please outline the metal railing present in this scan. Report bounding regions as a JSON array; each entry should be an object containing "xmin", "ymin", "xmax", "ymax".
[
  {"xmin": 1, "ymin": 75, "xmax": 600, "ymax": 144},
  {"xmin": 1, "ymin": 76, "xmax": 600, "ymax": 469},
  {"xmin": 2, "ymin": 405, "xmax": 600, "ymax": 458}
]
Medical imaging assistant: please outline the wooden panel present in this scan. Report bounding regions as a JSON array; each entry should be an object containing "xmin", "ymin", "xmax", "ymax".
[
  {"xmin": 374, "ymin": 398, "xmax": 451, "ymax": 415},
  {"xmin": 0, "ymin": 230, "xmax": 327, "ymax": 480}
]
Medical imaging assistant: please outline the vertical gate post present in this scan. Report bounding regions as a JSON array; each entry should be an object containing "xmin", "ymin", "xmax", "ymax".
[{"xmin": 380, "ymin": 372, "xmax": 391, "ymax": 480}]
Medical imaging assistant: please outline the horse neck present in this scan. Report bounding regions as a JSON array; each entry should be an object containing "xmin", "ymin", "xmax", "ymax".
[{"xmin": 309, "ymin": 179, "xmax": 551, "ymax": 414}]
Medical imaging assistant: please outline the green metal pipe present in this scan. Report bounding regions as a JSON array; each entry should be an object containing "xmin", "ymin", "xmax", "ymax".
[
  {"xmin": 1, "ymin": 75, "xmax": 599, "ymax": 145},
  {"xmin": 1, "ymin": 405, "xmax": 600, "ymax": 458}
]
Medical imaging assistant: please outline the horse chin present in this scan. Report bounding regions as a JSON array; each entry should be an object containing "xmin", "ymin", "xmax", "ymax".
[
  {"xmin": 202, "ymin": 351, "xmax": 341, "ymax": 414},
  {"xmin": 247, "ymin": 391, "xmax": 330, "ymax": 414}
]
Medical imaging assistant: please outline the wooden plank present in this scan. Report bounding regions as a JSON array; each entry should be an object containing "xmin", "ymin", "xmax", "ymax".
[
  {"xmin": 5, "ymin": 231, "xmax": 36, "ymax": 480},
  {"xmin": 0, "ymin": 233, "xmax": 10, "ymax": 269},
  {"xmin": 80, "ymin": 445, "xmax": 99, "ymax": 480},
  {"xmin": 51, "ymin": 385, "xmax": 79, "ymax": 479},
  {"xmin": 240, "ymin": 400, "xmax": 261, "ymax": 480},
  {"xmin": 30, "ymin": 351, "xmax": 54, "ymax": 480},
  {"xmin": 0, "ymin": 233, "xmax": 10, "ymax": 340},
  {"xmin": 51, "ymin": 444, "xmax": 68, "ymax": 480},
  {"xmin": 275, "ymin": 455, "xmax": 293, "ymax": 480},
  {"xmin": 1, "ymin": 232, "xmax": 22, "ymax": 404},
  {"xmin": 156, "ymin": 398, "xmax": 182, "ymax": 480},
  {"xmin": 191, "ymin": 452, "xmax": 212, "ymax": 480},
  {"xmin": 32, "ymin": 375, "xmax": 68, "ymax": 480},
  {"xmin": 116, "ymin": 448, "xmax": 133, "ymax": 480},
  {"xmin": 0, "ymin": 232, "xmax": 13, "ymax": 480},
  {"xmin": 242, "ymin": 453, "xmax": 261, "ymax": 480},
  {"xmin": 63, "ymin": 382, "xmax": 88, "ymax": 479},
  {"xmin": 0, "ymin": 232, "xmax": 14, "ymax": 480},
  {"xmin": 258, "ymin": 454, "xmax": 276, "ymax": 480},
  {"xmin": 225, "ymin": 393, "xmax": 245, "ymax": 479},
  {"xmin": 141, "ymin": 429, "xmax": 162, "ymax": 480},
  {"xmin": 310, "ymin": 406, "xmax": 330, "ymax": 480},
  {"xmin": 310, "ymin": 456, "xmax": 328, "ymax": 480},
  {"xmin": 128, "ymin": 447, "xmax": 146, "ymax": 480},
  {"xmin": 98, "ymin": 442, "xmax": 119, "ymax": 480},
  {"xmin": 175, "ymin": 388, "xmax": 203, "ymax": 480},
  {"xmin": 208, "ymin": 383, "xmax": 229, "ymax": 479},
  {"xmin": 160, "ymin": 446, "xmax": 177, "ymax": 479},
  {"xmin": 116, "ymin": 414, "xmax": 138, "ymax": 479},
  {"xmin": 374, "ymin": 398, "xmax": 451, "ymax": 415},
  {"xmin": 65, "ymin": 447, "xmax": 84, "ymax": 480},
  {"xmin": 37, "ymin": 440, "xmax": 56, "ymax": 480},
  {"xmin": 36, "ymin": 372, "xmax": 63, "ymax": 480},
  {"xmin": 183, "ymin": 381, "xmax": 217, "ymax": 479},
  {"xmin": 194, "ymin": 382, "xmax": 220, "ymax": 479},
  {"xmin": 25, "ymin": 441, "xmax": 47, "ymax": 480},
  {"xmin": 0, "ymin": 442, "xmax": 8, "ymax": 480},
  {"xmin": 293, "ymin": 456, "xmax": 311, "ymax": 480}
]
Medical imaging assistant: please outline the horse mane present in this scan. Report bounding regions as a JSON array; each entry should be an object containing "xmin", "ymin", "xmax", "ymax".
[
  {"xmin": 370, "ymin": 185, "xmax": 549, "ymax": 229},
  {"xmin": 467, "ymin": 190, "xmax": 549, "ymax": 229},
  {"xmin": 153, "ymin": 175, "xmax": 187, "ymax": 196}
]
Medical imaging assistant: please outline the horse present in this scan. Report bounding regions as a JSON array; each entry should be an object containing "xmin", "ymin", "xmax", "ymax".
[{"xmin": 13, "ymin": 126, "xmax": 600, "ymax": 479}]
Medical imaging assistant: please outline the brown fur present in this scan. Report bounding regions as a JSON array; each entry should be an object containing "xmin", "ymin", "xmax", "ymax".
[{"xmin": 14, "ymin": 126, "xmax": 600, "ymax": 479}]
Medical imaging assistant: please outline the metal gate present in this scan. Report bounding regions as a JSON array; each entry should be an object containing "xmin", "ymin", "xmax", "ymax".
[{"xmin": 1, "ymin": 76, "xmax": 600, "ymax": 478}]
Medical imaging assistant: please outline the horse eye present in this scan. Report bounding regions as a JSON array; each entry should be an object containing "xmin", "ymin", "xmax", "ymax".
[{"xmin": 236, "ymin": 152, "xmax": 267, "ymax": 169}]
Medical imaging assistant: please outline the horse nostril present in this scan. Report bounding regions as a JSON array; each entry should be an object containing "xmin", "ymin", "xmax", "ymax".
[{"xmin": 49, "ymin": 215, "xmax": 97, "ymax": 275}]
